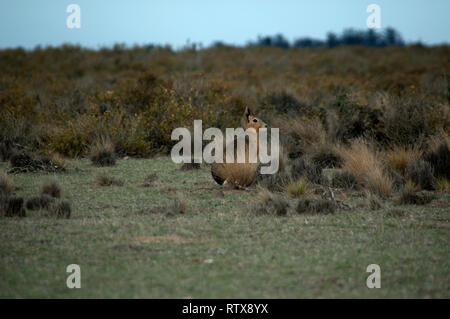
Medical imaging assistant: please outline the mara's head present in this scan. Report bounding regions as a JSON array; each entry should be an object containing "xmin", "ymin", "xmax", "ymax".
[{"xmin": 242, "ymin": 107, "xmax": 267, "ymax": 132}]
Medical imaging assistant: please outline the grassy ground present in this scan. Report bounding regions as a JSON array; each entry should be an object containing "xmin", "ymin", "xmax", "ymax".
[{"xmin": 0, "ymin": 157, "xmax": 449, "ymax": 298}]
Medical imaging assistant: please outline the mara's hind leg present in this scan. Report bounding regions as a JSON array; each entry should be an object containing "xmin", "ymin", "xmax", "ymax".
[{"xmin": 211, "ymin": 164, "xmax": 225, "ymax": 185}]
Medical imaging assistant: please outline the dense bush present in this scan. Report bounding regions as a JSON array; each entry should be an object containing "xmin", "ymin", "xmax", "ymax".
[
  {"xmin": 0, "ymin": 43, "xmax": 448, "ymax": 159},
  {"xmin": 9, "ymin": 152, "xmax": 66, "ymax": 173},
  {"xmin": 406, "ymin": 160, "xmax": 435, "ymax": 190},
  {"xmin": 253, "ymin": 28, "xmax": 404, "ymax": 48},
  {"xmin": 256, "ymin": 170, "xmax": 291, "ymax": 192},
  {"xmin": 424, "ymin": 142, "xmax": 450, "ymax": 179},
  {"xmin": 90, "ymin": 137, "xmax": 116, "ymax": 166},
  {"xmin": 330, "ymin": 94, "xmax": 386, "ymax": 144},
  {"xmin": 399, "ymin": 181, "xmax": 435, "ymax": 205},
  {"xmin": 290, "ymin": 158, "xmax": 324, "ymax": 185},
  {"xmin": 331, "ymin": 171, "xmax": 357, "ymax": 189}
]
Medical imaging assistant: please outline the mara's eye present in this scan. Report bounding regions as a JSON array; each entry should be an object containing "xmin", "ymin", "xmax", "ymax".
[{"xmin": 253, "ymin": 119, "xmax": 258, "ymax": 123}]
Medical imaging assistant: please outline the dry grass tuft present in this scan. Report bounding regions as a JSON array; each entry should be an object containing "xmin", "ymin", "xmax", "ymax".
[
  {"xmin": 364, "ymin": 191, "xmax": 382, "ymax": 210},
  {"xmin": 96, "ymin": 171, "xmax": 124, "ymax": 186},
  {"xmin": 435, "ymin": 178, "xmax": 450, "ymax": 193},
  {"xmin": 0, "ymin": 171, "xmax": 15, "ymax": 197},
  {"xmin": 90, "ymin": 136, "xmax": 116, "ymax": 166},
  {"xmin": 167, "ymin": 194, "xmax": 188, "ymax": 216},
  {"xmin": 385, "ymin": 145, "xmax": 421, "ymax": 175},
  {"xmin": 256, "ymin": 187, "xmax": 273, "ymax": 203},
  {"xmin": 337, "ymin": 139, "xmax": 393, "ymax": 198},
  {"xmin": 49, "ymin": 153, "xmax": 68, "ymax": 170},
  {"xmin": 286, "ymin": 178, "xmax": 308, "ymax": 198},
  {"xmin": 252, "ymin": 188, "xmax": 289, "ymax": 216},
  {"xmin": 48, "ymin": 200, "xmax": 71, "ymax": 218}
]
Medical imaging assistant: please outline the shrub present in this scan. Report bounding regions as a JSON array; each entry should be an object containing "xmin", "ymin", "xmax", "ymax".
[
  {"xmin": 261, "ymin": 91, "xmax": 305, "ymax": 115},
  {"xmin": 0, "ymin": 44, "xmax": 448, "ymax": 160},
  {"xmin": 252, "ymin": 188, "xmax": 289, "ymax": 216},
  {"xmin": 290, "ymin": 157, "xmax": 324, "ymax": 185},
  {"xmin": 286, "ymin": 178, "xmax": 308, "ymax": 198},
  {"xmin": 338, "ymin": 139, "xmax": 393, "ymax": 198},
  {"xmin": 406, "ymin": 160, "xmax": 435, "ymax": 190},
  {"xmin": 424, "ymin": 142, "xmax": 450, "ymax": 179},
  {"xmin": 331, "ymin": 95, "xmax": 385, "ymax": 143},
  {"xmin": 10, "ymin": 152, "xmax": 34, "ymax": 169},
  {"xmin": 41, "ymin": 180, "xmax": 61, "ymax": 198},
  {"xmin": 0, "ymin": 139, "xmax": 17, "ymax": 162},
  {"xmin": 26, "ymin": 195, "xmax": 55, "ymax": 210},
  {"xmin": 275, "ymin": 117, "xmax": 327, "ymax": 159},
  {"xmin": 399, "ymin": 188, "xmax": 434, "ymax": 205},
  {"xmin": 90, "ymin": 136, "xmax": 116, "ymax": 166},
  {"xmin": 9, "ymin": 152, "xmax": 65, "ymax": 173},
  {"xmin": 296, "ymin": 198, "xmax": 336, "ymax": 214},
  {"xmin": 256, "ymin": 170, "xmax": 291, "ymax": 192},
  {"xmin": 0, "ymin": 197, "xmax": 26, "ymax": 217},
  {"xmin": 331, "ymin": 170, "xmax": 357, "ymax": 189},
  {"xmin": 389, "ymin": 169, "xmax": 406, "ymax": 191},
  {"xmin": 311, "ymin": 146, "xmax": 342, "ymax": 169},
  {"xmin": 383, "ymin": 96, "xmax": 448, "ymax": 146}
]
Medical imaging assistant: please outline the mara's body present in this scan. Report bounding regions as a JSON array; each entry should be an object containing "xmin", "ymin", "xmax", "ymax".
[{"xmin": 211, "ymin": 107, "xmax": 266, "ymax": 187}]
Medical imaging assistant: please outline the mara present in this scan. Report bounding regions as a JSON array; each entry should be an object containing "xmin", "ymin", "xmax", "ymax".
[{"xmin": 170, "ymin": 107, "xmax": 280, "ymax": 187}]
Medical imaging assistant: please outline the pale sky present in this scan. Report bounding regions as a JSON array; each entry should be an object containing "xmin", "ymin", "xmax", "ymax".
[{"xmin": 0, "ymin": 0, "xmax": 448, "ymax": 49}]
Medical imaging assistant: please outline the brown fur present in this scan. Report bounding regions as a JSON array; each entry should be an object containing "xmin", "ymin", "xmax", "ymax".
[{"xmin": 211, "ymin": 107, "xmax": 266, "ymax": 187}]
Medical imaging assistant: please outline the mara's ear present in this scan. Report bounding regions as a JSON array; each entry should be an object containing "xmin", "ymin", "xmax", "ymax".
[
  {"xmin": 244, "ymin": 107, "xmax": 252, "ymax": 120},
  {"xmin": 241, "ymin": 107, "xmax": 252, "ymax": 128},
  {"xmin": 241, "ymin": 114, "xmax": 249, "ymax": 129}
]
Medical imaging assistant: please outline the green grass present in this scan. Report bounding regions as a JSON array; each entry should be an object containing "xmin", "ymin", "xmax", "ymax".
[{"xmin": 0, "ymin": 158, "xmax": 449, "ymax": 298}]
